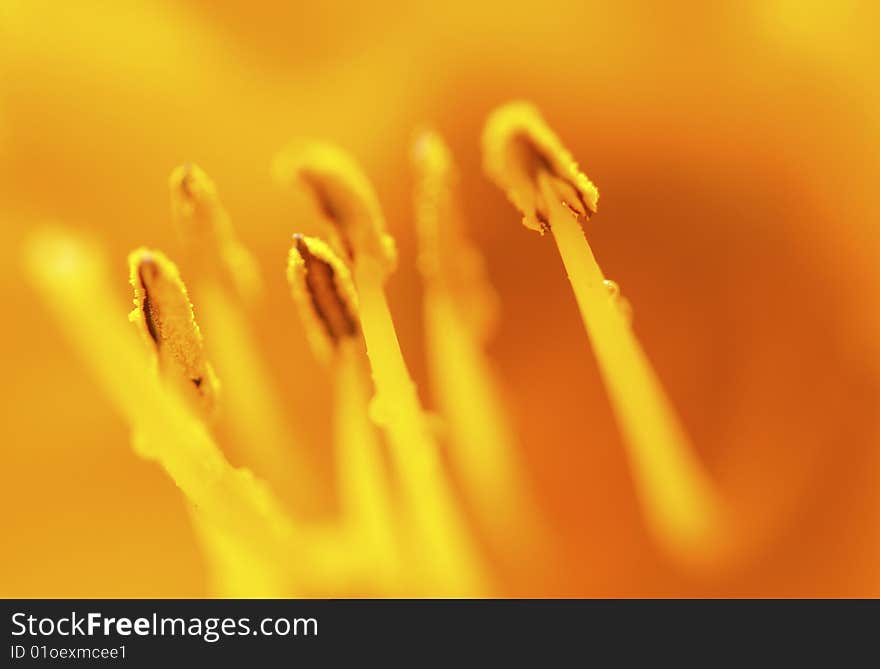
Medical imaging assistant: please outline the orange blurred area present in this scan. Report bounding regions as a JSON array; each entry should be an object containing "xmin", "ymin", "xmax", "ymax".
[{"xmin": 1, "ymin": 0, "xmax": 879, "ymax": 596}]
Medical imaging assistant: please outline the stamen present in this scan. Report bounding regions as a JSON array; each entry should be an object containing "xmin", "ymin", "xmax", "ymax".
[
  {"xmin": 169, "ymin": 163, "xmax": 261, "ymax": 301},
  {"xmin": 482, "ymin": 101, "xmax": 599, "ymax": 234},
  {"xmin": 273, "ymin": 141, "xmax": 397, "ymax": 273},
  {"xmin": 278, "ymin": 142, "xmax": 486, "ymax": 593},
  {"xmin": 483, "ymin": 104, "xmax": 726, "ymax": 564},
  {"xmin": 333, "ymin": 339, "xmax": 401, "ymax": 591},
  {"xmin": 128, "ymin": 247, "xmax": 219, "ymax": 418},
  {"xmin": 285, "ymin": 232, "xmax": 398, "ymax": 587},
  {"xmin": 413, "ymin": 131, "xmax": 548, "ymax": 568},
  {"xmin": 171, "ymin": 165, "xmax": 322, "ymax": 510},
  {"xmin": 286, "ymin": 233, "xmax": 360, "ymax": 362},
  {"xmin": 412, "ymin": 130, "xmax": 499, "ymax": 341},
  {"xmin": 412, "ymin": 130, "xmax": 455, "ymax": 282},
  {"xmin": 26, "ymin": 228, "xmax": 352, "ymax": 596}
]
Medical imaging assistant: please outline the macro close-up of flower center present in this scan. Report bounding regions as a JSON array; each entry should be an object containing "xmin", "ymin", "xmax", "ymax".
[
  {"xmin": 29, "ymin": 107, "xmax": 686, "ymax": 597},
  {"xmin": 2, "ymin": 1, "xmax": 879, "ymax": 600}
]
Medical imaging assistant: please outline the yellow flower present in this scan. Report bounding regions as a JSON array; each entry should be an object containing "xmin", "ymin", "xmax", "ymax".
[{"xmin": 5, "ymin": 1, "xmax": 880, "ymax": 597}]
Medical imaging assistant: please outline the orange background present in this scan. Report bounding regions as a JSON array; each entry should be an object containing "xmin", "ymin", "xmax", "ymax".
[{"xmin": 1, "ymin": 0, "xmax": 878, "ymax": 596}]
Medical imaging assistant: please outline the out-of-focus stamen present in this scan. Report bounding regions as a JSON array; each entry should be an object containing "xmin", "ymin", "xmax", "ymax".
[
  {"xmin": 274, "ymin": 142, "xmax": 397, "ymax": 274},
  {"xmin": 413, "ymin": 130, "xmax": 547, "ymax": 570},
  {"xmin": 170, "ymin": 165, "xmax": 318, "ymax": 512},
  {"xmin": 413, "ymin": 130, "xmax": 499, "ymax": 340},
  {"xmin": 169, "ymin": 163, "xmax": 261, "ymax": 302}
]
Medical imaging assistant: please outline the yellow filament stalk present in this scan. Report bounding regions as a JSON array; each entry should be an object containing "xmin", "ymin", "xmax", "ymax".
[
  {"xmin": 540, "ymin": 175, "xmax": 724, "ymax": 560},
  {"xmin": 354, "ymin": 257, "xmax": 485, "ymax": 595},
  {"xmin": 198, "ymin": 287, "xmax": 322, "ymax": 511},
  {"xmin": 186, "ymin": 517, "xmax": 285, "ymax": 597},
  {"xmin": 334, "ymin": 340, "xmax": 399, "ymax": 590},
  {"xmin": 483, "ymin": 102, "xmax": 726, "ymax": 563},
  {"xmin": 413, "ymin": 131, "xmax": 544, "ymax": 555},
  {"xmin": 25, "ymin": 228, "xmax": 353, "ymax": 595}
]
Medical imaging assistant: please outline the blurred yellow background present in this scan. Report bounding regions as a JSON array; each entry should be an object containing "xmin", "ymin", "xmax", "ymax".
[{"xmin": 1, "ymin": 0, "xmax": 878, "ymax": 596}]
